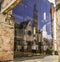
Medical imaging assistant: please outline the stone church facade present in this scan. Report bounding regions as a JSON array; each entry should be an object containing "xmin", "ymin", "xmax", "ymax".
[{"xmin": 14, "ymin": 4, "xmax": 43, "ymax": 57}]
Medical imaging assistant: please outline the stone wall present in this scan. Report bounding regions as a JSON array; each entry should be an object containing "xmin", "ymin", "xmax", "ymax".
[
  {"xmin": 0, "ymin": 13, "xmax": 14, "ymax": 61},
  {"xmin": 56, "ymin": 0, "xmax": 60, "ymax": 61}
]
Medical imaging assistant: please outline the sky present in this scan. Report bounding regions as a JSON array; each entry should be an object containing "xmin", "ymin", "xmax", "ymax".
[{"xmin": 12, "ymin": 0, "xmax": 52, "ymax": 39}]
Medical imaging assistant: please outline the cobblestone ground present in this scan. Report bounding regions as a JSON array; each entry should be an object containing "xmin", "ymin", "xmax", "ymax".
[{"xmin": 10, "ymin": 55, "xmax": 58, "ymax": 62}]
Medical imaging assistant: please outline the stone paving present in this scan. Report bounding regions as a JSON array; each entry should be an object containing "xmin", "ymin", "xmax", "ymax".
[{"xmin": 10, "ymin": 55, "xmax": 58, "ymax": 62}]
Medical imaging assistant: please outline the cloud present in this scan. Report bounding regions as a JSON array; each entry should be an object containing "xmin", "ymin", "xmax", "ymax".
[
  {"xmin": 48, "ymin": 0, "xmax": 55, "ymax": 3},
  {"xmin": 13, "ymin": 13, "xmax": 24, "ymax": 19},
  {"xmin": 46, "ymin": 22, "xmax": 52, "ymax": 34},
  {"xmin": 25, "ymin": 16, "xmax": 33, "ymax": 21},
  {"xmin": 20, "ymin": 3, "xmax": 28, "ymax": 8},
  {"xmin": 48, "ymin": 0, "xmax": 56, "ymax": 6},
  {"xmin": 46, "ymin": 21, "xmax": 51, "ymax": 25},
  {"xmin": 47, "ymin": 34, "xmax": 52, "ymax": 39}
]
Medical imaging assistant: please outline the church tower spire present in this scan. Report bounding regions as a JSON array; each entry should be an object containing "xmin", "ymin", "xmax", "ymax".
[{"xmin": 33, "ymin": 4, "xmax": 38, "ymax": 28}]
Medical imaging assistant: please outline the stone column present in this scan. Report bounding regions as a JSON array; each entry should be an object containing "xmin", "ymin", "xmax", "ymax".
[
  {"xmin": 0, "ymin": 11, "xmax": 14, "ymax": 61},
  {"xmin": 56, "ymin": 0, "xmax": 60, "ymax": 61}
]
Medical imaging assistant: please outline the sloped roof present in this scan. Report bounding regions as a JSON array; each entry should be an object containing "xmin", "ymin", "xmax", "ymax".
[
  {"xmin": 15, "ymin": 22, "xmax": 20, "ymax": 28},
  {"xmin": 19, "ymin": 20, "xmax": 30, "ymax": 29}
]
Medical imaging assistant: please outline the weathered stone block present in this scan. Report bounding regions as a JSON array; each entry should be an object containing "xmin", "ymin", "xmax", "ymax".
[{"xmin": 0, "ymin": 13, "xmax": 14, "ymax": 61}]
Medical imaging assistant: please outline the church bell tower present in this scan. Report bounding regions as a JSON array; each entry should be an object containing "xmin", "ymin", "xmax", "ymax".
[{"xmin": 33, "ymin": 4, "xmax": 38, "ymax": 44}]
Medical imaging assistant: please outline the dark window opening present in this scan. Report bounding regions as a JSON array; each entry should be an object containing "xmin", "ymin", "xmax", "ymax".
[{"xmin": 27, "ymin": 31, "xmax": 32, "ymax": 36}]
